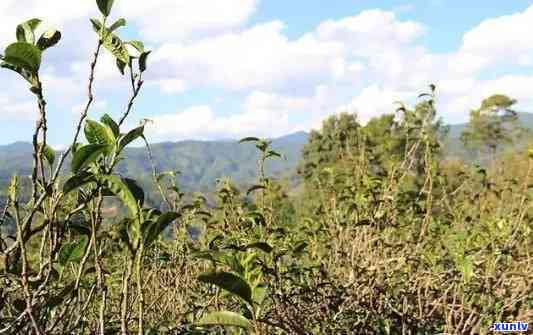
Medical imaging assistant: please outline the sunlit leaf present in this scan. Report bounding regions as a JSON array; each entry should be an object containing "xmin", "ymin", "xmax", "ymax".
[
  {"xmin": 71, "ymin": 144, "xmax": 107, "ymax": 173},
  {"xmin": 98, "ymin": 175, "xmax": 141, "ymax": 217},
  {"xmin": 3, "ymin": 42, "xmax": 42, "ymax": 73},
  {"xmin": 126, "ymin": 40, "xmax": 144, "ymax": 53},
  {"xmin": 39, "ymin": 143, "xmax": 55, "ymax": 166},
  {"xmin": 118, "ymin": 125, "xmax": 144, "ymax": 152},
  {"xmin": 84, "ymin": 119, "xmax": 115, "ymax": 146},
  {"xmin": 100, "ymin": 113, "xmax": 120, "ymax": 138},
  {"xmin": 196, "ymin": 311, "xmax": 252, "ymax": 330},
  {"xmin": 16, "ymin": 18, "xmax": 41, "ymax": 44},
  {"xmin": 108, "ymin": 18, "xmax": 126, "ymax": 32},
  {"xmin": 198, "ymin": 272, "xmax": 253, "ymax": 306}
]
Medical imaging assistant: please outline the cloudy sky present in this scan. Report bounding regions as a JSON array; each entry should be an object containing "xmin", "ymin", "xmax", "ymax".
[{"xmin": 1, "ymin": 0, "xmax": 533, "ymax": 146}]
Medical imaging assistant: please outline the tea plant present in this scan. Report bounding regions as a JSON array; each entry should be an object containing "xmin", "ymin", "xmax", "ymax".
[{"xmin": 0, "ymin": 1, "xmax": 531, "ymax": 334}]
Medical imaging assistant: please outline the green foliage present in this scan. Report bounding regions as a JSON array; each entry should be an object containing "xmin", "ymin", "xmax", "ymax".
[
  {"xmin": 197, "ymin": 311, "xmax": 252, "ymax": 330},
  {"xmin": 198, "ymin": 271, "xmax": 254, "ymax": 306},
  {"xmin": 71, "ymin": 143, "xmax": 108, "ymax": 173},
  {"xmin": 59, "ymin": 236, "xmax": 89, "ymax": 266},
  {"xmin": 85, "ymin": 119, "xmax": 115, "ymax": 146},
  {"xmin": 96, "ymin": 0, "xmax": 115, "ymax": 16},
  {"xmin": 461, "ymin": 94, "xmax": 522, "ymax": 158},
  {"xmin": 16, "ymin": 18, "xmax": 41, "ymax": 44},
  {"xmin": 0, "ymin": 3, "xmax": 532, "ymax": 335},
  {"xmin": 3, "ymin": 42, "xmax": 42, "ymax": 73},
  {"xmin": 36, "ymin": 29, "xmax": 62, "ymax": 51}
]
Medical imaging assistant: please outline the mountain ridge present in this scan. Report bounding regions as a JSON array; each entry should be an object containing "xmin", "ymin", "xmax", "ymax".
[{"xmin": 1, "ymin": 113, "xmax": 532, "ymax": 192}]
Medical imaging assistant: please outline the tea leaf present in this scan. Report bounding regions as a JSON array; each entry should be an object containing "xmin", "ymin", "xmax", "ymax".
[
  {"xmin": 71, "ymin": 144, "xmax": 107, "ymax": 173},
  {"xmin": 197, "ymin": 311, "xmax": 252, "ymax": 330},
  {"xmin": 96, "ymin": 0, "xmax": 115, "ymax": 16},
  {"xmin": 198, "ymin": 272, "xmax": 253, "ymax": 306}
]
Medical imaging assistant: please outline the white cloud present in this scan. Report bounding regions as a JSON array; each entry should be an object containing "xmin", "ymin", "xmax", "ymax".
[
  {"xmin": 70, "ymin": 99, "xmax": 108, "ymax": 116},
  {"xmin": 315, "ymin": 10, "xmax": 424, "ymax": 54},
  {"xmin": 2, "ymin": 1, "xmax": 533, "ymax": 142},
  {"xmin": 335, "ymin": 85, "xmax": 415, "ymax": 124},
  {"xmin": 148, "ymin": 9, "xmax": 426, "ymax": 95},
  {"xmin": 146, "ymin": 91, "xmax": 307, "ymax": 141},
  {"xmin": 115, "ymin": 0, "xmax": 258, "ymax": 42},
  {"xmin": 152, "ymin": 79, "xmax": 188, "ymax": 94},
  {"xmin": 455, "ymin": 5, "xmax": 533, "ymax": 72},
  {"xmin": 0, "ymin": 96, "xmax": 36, "ymax": 121},
  {"xmin": 149, "ymin": 21, "xmax": 344, "ymax": 93}
]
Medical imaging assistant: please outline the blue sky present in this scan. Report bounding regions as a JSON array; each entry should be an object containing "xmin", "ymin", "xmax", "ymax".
[{"xmin": 1, "ymin": 0, "xmax": 533, "ymax": 147}]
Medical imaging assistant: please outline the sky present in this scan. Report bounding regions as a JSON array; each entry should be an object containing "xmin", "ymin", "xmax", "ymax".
[{"xmin": 1, "ymin": 0, "xmax": 533, "ymax": 147}]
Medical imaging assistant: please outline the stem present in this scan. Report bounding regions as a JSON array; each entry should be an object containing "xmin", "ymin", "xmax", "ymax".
[
  {"xmin": 118, "ymin": 68, "xmax": 143, "ymax": 127},
  {"xmin": 136, "ymin": 244, "xmax": 145, "ymax": 335},
  {"xmin": 92, "ymin": 193, "xmax": 106, "ymax": 335},
  {"xmin": 120, "ymin": 256, "xmax": 133, "ymax": 335},
  {"xmin": 14, "ymin": 201, "xmax": 42, "ymax": 334},
  {"xmin": 53, "ymin": 39, "xmax": 103, "ymax": 179}
]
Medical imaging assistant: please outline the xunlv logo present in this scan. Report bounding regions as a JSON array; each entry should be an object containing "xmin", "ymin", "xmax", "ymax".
[{"xmin": 491, "ymin": 321, "xmax": 529, "ymax": 332}]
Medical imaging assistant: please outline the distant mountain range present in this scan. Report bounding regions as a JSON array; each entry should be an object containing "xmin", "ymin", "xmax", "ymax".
[
  {"xmin": 1, "ymin": 113, "xmax": 533, "ymax": 193},
  {"xmin": 0, "ymin": 131, "xmax": 309, "ymax": 193}
]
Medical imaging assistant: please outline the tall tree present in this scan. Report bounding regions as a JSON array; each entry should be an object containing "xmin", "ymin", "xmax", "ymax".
[
  {"xmin": 460, "ymin": 94, "xmax": 520, "ymax": 159},
  {"xmin": 299, "ymin": 112, "xmax": 361, "ymax": 180}
]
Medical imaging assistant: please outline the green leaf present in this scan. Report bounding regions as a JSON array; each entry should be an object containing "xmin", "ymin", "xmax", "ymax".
[
  {"xmin": 123, "ymin": 178, "xmax": 145, "ymax": 207},
  {"xmin": 255, "ymin": 140, "xmax": 269, "ymax": 152},
  {"xmin": 3, "ymin": 42, "xmax": 42, "ymax": 73},
  {"xmin": 71, "ymin": 144, "xmax": 107, "ymax": 173},
  {"xmin": 116, "ymin": 58, "xmax": 126, "ymax": 75},
  {"xmin": 91, "ymin": 19, "xmax": 130, "ymax": 64},
  {"xmin": 59, "ymin": 236, "xmax": 88, "ymax": 266},
  {"xmin": 102, "ymin": 30, "xmax": 130, "ymax": 64},
  {"xmin": 196, "ymin": 311, "xmax": 252, "ymax": 330},
  {"xmin": 246, "ymin": 184, "xmax": 266, "ymax": 196},
  {"xmin": 90, "ymin": 18, "xmax": 103, "ymax": 32},
  {"xmin": 96, "ymin": 0, "xmax": 115, "ymax": 16},
  {"xmin": 98, "ymin": 175, "xmax": 141, "ymax": 217},
  {"xmin": 265, "ymin": 150, "xmax": 282, "ymax": 159},
  {"xmin": 39, "ymin": 143, "xmax": 55, "ymax": 166},
  {"xmin": 460, "ymin": 256, "xmax": 474, "ymax": 283},
  {"xmin": 108, "ymin": 18, "xmax": 126, "ymax": 32},
  {"xmin": 145, "ymin": 212, "xmax": 179, "ymax": 246},
  {"xmin": 84, "ymin": 119, "xmax": 115, "ymax": 146},
  {"xmin": 245, "ymin": 242, "xmax": 273, "ymax": 253},
  {"xmin": 36, "ymin": 30, "xmax": 62, "ymax": 50},
  {"xmin": 139, "ymin": 51, "xmax": 151, "ymax": 73},
  {"xmin": 238, "ymin": 137, "xmax": 259, "ymax": 144},
  {"xmin": 63, "ymin": 171, "xmax": 96, "ymax": 194},
  {"xmin": 292, "ymin": 241, "xmax": 308, "ymax": 255},
  {"xmin": 16, "ymin": 19, "xmax": 42, "ymax": 44},
  {"xmin": 126, "ymin": 40, "xmax": 144, "ymax": 53},
  {"xmin": 118, "ymin": 126, "xmax": 144, "ymax": 152},
  {"xmin": 198, "ymin": 272, "xmax": 253, "ymax": 306},
  {"xmin": 100, "ymin": 114, "xmax": 120, "ymax": 138}
]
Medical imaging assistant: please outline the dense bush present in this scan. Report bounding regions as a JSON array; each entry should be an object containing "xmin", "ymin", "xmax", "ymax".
[{"xmin": 0, "ymin": 1, "xmax": 531, "ymax": 334}]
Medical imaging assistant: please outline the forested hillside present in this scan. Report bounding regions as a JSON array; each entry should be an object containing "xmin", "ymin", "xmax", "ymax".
[{"xmin": 1, "ymin": 113, "xmax": 532, "ymax": 195}]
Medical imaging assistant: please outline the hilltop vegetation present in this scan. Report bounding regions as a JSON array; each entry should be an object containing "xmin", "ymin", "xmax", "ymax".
[
  {"xmin": 0, "ymin": 2, "xmax": 532, "ymax": 334},
  {"xmin": 1, "ymin": 112, "xmax": 533, "ymax": 196}
]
